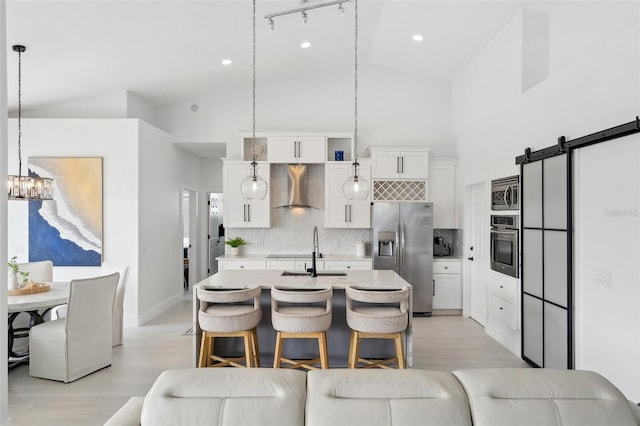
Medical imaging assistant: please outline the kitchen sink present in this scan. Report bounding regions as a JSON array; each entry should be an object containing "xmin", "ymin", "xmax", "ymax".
[{"xmin": 280, "ymin": 271, "xmax": 346, "ymax": 277}]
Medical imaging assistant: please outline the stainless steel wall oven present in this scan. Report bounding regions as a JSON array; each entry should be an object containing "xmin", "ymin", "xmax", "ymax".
[{"xmin": 490, "ymin": 215, "xmax": 519, "ymax": 278}]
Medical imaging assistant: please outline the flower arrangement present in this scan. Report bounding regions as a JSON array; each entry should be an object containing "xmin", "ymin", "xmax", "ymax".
[{"xmin": 7, "ymin": 256, "xmax": 29, "ymax": 289}]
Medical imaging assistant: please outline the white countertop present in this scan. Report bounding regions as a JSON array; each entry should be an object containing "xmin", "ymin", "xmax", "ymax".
[
  {"xmin": 194, "ymin": 269, "xmax": 410, "ymax": 290},
  {"xmin": 216, "ymin": 254, "xmax": 372, "ymax": 261}
]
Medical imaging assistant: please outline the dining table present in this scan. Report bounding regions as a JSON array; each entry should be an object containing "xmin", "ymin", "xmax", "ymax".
[{"xmin": 7, "ymin": 281, "xmax": 70, "ymax": 369}]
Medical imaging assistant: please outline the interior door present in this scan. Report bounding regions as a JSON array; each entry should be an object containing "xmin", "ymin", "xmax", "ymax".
[{"xmin": 468, "ymin": 182, "xmax": 488, "ymax": 325}]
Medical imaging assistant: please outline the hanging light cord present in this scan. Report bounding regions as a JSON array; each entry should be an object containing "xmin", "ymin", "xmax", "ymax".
[
  {"xmin": 352, "ymin": 0, "xmax": 359, "ymax": 179},
  {"xmin": 17, "ymin": 47, "xmax": 23, "ymax": 180},
  {"xmin": 251, "ymin": 0, "xmax": 258, "ymax": 178}
]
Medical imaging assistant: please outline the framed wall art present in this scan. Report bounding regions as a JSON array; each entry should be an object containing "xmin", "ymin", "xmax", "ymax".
[{"xmin": 28, "ymin": 157, "xmax": 103, "ymax": 266}]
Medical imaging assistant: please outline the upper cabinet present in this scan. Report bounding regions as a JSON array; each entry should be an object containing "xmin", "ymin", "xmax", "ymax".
[
  {"xmin": 428, "ymin": 158, "xmax": 457, "ymax": 229},
  {"xmin": 369, "ymin": 146, "xmax": 429, "ymax": 179},
  {"xmin": 324, "ymin": 160, "xmax": 371, "ymax": 228},
  {"xmin": 223, "ymin": 160, "xmax": 271, "ymax": 228},
  {"xmin": 268, "ymin": 136, "xmax": 326, "ymax": 163}
]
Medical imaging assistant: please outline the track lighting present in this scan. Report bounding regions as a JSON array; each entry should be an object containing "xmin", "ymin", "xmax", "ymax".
[{"xmin": 265, "ymin": 0, "xmax": 352, "ymax": 28}]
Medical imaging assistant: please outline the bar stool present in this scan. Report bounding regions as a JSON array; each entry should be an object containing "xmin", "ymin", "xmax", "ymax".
[
  {"xmin": 346, "ymin": 286, "xmax": 409, "ymax": 369},
  {"xmin": 197, "ymin": 286, "xmax": 261, "ymax": 368},
  {"xmin": 271, "ymin": 287, "xmax": 332, "ymax": 370}
]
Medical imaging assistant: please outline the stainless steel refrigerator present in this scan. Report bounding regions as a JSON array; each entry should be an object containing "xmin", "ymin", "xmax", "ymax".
[
  {"xmin": 208, "ymin": 193, "xmax": 224, "ymax": 276},
  {"xmin": 372, "ymin": 202, "xmax": 433, "ymax": 314}
]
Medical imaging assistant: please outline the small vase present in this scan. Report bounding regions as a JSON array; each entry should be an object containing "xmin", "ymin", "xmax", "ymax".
[
  {"xmin": 8, "ymin": 271, "xmax": 18, "ymax": 291},
  {"xmin": 228, "ymin": 246, "xmax": 240, "ymax": 256}
]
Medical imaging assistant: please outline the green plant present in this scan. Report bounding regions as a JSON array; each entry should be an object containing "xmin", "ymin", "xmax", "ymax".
[
  {"xmin": 7, "ymin": 256, "xmax": 19, "ymax": 275},
  {"xmin": 225, "ymin": 237, "xmax": 246, "ymax": 248}
]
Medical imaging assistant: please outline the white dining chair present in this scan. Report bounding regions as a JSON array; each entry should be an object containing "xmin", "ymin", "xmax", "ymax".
[
  {"xmin": 29, "ymin": 272, "xmax": 119, "ymax": 383},
  {"xmin": 17, "ymin": 260, "xmax": 53, "ymax": 282},
  {"xmin": 50, "ymin": 263, "xmax": 130, "ymax": 347}
]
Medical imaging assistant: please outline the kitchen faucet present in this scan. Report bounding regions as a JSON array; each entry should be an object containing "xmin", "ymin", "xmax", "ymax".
[{"xmin": 309, "ymin": 226, "xmax": 322, "ymax": 277}]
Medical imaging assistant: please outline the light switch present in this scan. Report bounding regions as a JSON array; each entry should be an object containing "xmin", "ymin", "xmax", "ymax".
[{"xmin": 594, "ymin": 268, "xmax": 612, "ymax": 286}]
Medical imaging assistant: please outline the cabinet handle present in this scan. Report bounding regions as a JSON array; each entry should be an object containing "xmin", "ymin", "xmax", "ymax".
[
  {"xmin": 247, "ymin": 204, "xmax": 251, "ymax": 222},
  {"xmin": 500, "ymin": 285, "xmax": 504, "ymax": 289},
  {"xmin": 433, "ymin": 279, "xmax": 435, "ymax": 296},
  {"xmin": 240, "ymin": 265, "xmax": 245, "ymax": 269},
  {"xmin": 348, "ymin": 205, "xmax": 352, "ymax": 222},
  {"xmin": 401, "ymin": 156, "xmax": 404, "ymax": 173},
  {"xmin": 345, "ymin": 205, "xmax": 348, "ymax": 222},
  {"xmin": 444, "ymin": 266, "xmax": 448, "ymax": 269},
  {"xmin": 499, "ymin": 307, "xmax": 504, "ymax": 310},
  {"xmin": 243, "ymin": 204, "xmax": 247, "ymax": 222},
  {"xmin": 396, "ymin": 156, "xmax": 400, "ymax": 173}
]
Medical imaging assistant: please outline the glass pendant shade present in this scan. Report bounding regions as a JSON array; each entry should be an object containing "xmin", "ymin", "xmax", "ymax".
[
  {"xmin": 241, "ymin": 173, "xmax": 268, "ymax": 200},
  {"xmin": 342, "ymin": 163, "xmax": 369, "ymax": 201}
]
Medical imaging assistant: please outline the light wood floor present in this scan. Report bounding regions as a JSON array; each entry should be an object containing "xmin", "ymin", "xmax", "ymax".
[{"xmin": 7, "ymin": 291, "xmax": 528, "ymax": 425}]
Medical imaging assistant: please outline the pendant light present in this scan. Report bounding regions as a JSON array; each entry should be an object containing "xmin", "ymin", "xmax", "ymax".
[
  {"xmin": 342, "ymin": 0, "xmax": 368, "ymax": 201},
  {"xmin": 241, "ymin": 0, "xmax": 268, "ymax": 201},
  {"xmin": 7, "ymin": 45, "xmax": 54, "ymax": 201}
]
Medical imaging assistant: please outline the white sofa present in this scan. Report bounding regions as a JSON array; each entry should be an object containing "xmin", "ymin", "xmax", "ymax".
[{"xmin": 105, "ymin": 368, "xmax": 640, "ymax": 426}]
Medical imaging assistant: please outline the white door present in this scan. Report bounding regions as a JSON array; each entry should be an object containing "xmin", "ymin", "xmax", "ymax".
[{"xmin": 466, "ymin": 182, "xmax": 488, "ymax": 326}]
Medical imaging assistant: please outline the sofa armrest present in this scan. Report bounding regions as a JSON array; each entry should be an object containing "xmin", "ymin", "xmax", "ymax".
[
  {"xmin": 629, "ymin": 400, "xmax": 640, "ymax": 425},
  {"xmin": 103, "ymin": 396, "xmax": 144, "ymax": 426}
]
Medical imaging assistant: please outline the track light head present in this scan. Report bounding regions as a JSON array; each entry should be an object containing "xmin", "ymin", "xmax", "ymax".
[
  {"xmin": 268, "ymin": 17, "xmax": 275, "ymax": 30},
  {"xmin": 301, "ymin": 10, "xmax": 308, "ymax": 23}
]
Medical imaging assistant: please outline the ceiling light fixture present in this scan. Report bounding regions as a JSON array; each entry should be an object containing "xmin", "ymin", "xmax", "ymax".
[
  {"xmin": 412, "ymin": 34, "xmax": 424, "ymax": 42},
  {"xmin": 300, "ymin": 41, "xmax": 311, "ymax": 49},
  {"xmin": 7, "ymin": 45, "xmax": 53, "ymax": 201},
  {"xmin": 221, "ymin": 59, "xmax": 232, "ymax": 65},
  {"xmin": 240, "ymin": 0, "xmax": 268, "ymax": 201},
  {"xmin": 342, "ymin": 0, "xmax": 368, "ymax": 201},
  {"xmin": 265, "ymin": 0, "xmax": 352, "ymax": 27}
]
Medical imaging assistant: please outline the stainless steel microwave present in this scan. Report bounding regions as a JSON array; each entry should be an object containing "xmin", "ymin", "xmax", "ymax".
[
  {"xmin": 490, "ymin": 215, "xmax": 519, "ymax": 278},
  {"xmin": 491, "ymin": 175, "xmax": 519, "ymax": 211}
]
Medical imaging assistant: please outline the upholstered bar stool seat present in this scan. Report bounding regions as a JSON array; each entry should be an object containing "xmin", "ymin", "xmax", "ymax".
[
  {"xmin": 198, "ymin": 286, "xmax": 261, "ymax": 368},
  {"xmin": 346, "ymin": 286, "xmax": 409, "ymax": 369},
  {"xmin": 271, "ymin": 287, "xmax": 332, "ymax": 370}
]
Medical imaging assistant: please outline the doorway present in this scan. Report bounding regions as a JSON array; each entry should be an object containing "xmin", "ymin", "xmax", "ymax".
[
  {"xmin": 182, "ymin": 189, "xmax": 198, "ymax": 291},
  {"xmin": 464, "ymin": 181, "xmax": 488, "ymax": 326}
]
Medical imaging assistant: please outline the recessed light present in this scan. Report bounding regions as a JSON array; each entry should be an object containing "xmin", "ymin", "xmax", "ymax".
[
  {"xmin": 412, "ymin": 34, "xmax": 424, "ymax": 42},
  {"xmin": 300, "ymin": 41, "xmax": 311, "ymax": 49},
  {"xmin": 221, "ymin": 59, "xmax": 232, "ymax": 65}
]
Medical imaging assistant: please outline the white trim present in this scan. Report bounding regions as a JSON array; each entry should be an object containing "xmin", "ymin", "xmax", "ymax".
[{"xmin": 137, "ymin": 291, "xmax": 183, "ymax": 326}]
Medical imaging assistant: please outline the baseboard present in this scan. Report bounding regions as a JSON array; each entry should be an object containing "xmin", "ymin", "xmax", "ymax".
[
  {"xmin": 137, "ymin": 291, "xmax": 184, "ymax": 326},
  {"xmin": 431, "ymin": 309, "xmax": 462, "ymax": 316},
  {"xmin": 485, "ymin": 321, "xmax": 521, "ymax": 357}
]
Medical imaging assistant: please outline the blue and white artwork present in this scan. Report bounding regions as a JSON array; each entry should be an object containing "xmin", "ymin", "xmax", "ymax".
[{"xmin": 28, "ymin": 157, "xmax": 103, "ymax": 266}]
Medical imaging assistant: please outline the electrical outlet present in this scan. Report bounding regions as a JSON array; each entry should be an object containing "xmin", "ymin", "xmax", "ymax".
[{"xmin": 594, "ymin": 268, "xmax": 612, "ymax": 286}]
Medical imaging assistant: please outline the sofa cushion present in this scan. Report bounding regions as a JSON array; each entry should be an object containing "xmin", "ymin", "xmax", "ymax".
[
  {"xmin": 453, "ymin": 368, "xmax": 636, "ymax": 426},
  {"xmin": 306, "ymin": 369, "xmax": 472, "ymax": 426},
  {"xmin": 140, "ymin": 368, "xmax": 306, "ymax": 426}
]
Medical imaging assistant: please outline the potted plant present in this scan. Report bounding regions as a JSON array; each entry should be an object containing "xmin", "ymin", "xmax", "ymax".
[{"xmin": 225, "ymin": 237, "xmax": 246, "ymax": 256}]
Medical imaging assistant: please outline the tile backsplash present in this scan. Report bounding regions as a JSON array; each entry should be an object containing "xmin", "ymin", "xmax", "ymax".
[
  {"xmin": 225, "ymin": 164, "xmax": 370, "ymax": 256},
  {"xmin": 433, "ymin": 228, "xmax": 463, "ymax": 258}
]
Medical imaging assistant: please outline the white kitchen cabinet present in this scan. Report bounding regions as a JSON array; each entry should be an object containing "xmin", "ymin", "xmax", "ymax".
[
  {"xmin": 268, "ymin": 136, "xmax": 325, "ymax": 163},
  {"xmin": 432, "ymin": 259, "xmax": 462, "ymax": 310},
  {"xmin": 223, "ymin": 161, "xmax": 270, "ymax": 228},
  {"xmin": 265, "ymin": 259, "xmax": 319, "ymax": 272},
  {"xmin": 429, "ymin": 159, "xmax": 457, "ymax": 229},
  {"xmin": 323, "ymin": 259, "xmax": 372, "ymax": 271},
  {"xmin": 369, "ymin": 146, "xmax": 429, "ymax": 179},
  {"xmin": 324, "ymin": 161, "xmax": 371, "ymax": 228},
  {"xmin": 218, "ymin": 259, "xmax": 266, "ymax": 271}
]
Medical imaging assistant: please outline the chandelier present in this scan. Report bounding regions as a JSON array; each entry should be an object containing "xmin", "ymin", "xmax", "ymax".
[{"xmin": 7, "ymin": 45, "xmax": 54, "ymax": 201}]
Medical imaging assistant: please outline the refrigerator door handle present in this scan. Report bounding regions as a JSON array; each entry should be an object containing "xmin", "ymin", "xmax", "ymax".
[
  {"xmin": 395, "ymin": 221, "xmax": 400, "ymax": 267},
  {"xmin": 401, "ymin": 222, "xmax": 406, "ymax": 266}
]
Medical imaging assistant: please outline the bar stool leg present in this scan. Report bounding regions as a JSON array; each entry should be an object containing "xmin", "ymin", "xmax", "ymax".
[
  {"xmin": 319, "ymin": 331, "xmax": 329, "ymax": 369},
  {"xmin": 198, "ymin": 333, "xmax": 210, "ymax": 368},
  {"xmin": 394, "ymin": 333, "xmax": 405, "ymax": 369},
  {"xmin": 251, "ymin": 327, "xmax": 260, "ymax": 367},
  {"xmin": 348, "ymin": 330, "xmax": 357, "ymax": 368},
  {"xmin": 273, "ymin": 331, "xmax": 283, "ymax": 368},
  {"xmin": 243, "ymin": 330, "xmax": 253, "ymax": 368}
]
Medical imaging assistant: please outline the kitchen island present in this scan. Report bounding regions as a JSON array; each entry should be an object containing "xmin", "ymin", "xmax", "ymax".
[{"xmin": 192, "ymin": 269, "xmax": 413, "ymax": 368}]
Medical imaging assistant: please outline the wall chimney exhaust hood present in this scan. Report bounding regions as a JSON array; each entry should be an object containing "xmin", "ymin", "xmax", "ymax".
[{"xmin": 278, "ymin": 164, "xmax": 315, "ymax": 208}]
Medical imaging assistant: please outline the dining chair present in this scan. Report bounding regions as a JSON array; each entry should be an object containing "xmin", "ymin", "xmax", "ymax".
[
  {"xmin": 51, "ymin": 263, "xmax": 130, "ymax": 347},
  {"xmin": 29, "ymin": 272, "xmax": 119, "ymax": 383}
]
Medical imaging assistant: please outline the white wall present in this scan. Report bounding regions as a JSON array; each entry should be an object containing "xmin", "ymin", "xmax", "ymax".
[
  {"xmin": 1, "ymin": 0, "xmax": 10, "ymax": 422},
  {"xmin": 453, "ymin": 1, "xmax": 639, "ymax": 399},
  {"xmin": 137, "ymin": 121, "xmax": 201, "ymax": 323},
  {"xmin": 156, "ymin": 64, "xmax": 454, "ymax": 157},
  {"xmin": 6, "ymin": 118, "xmax": 141, "ymax": 323}
]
